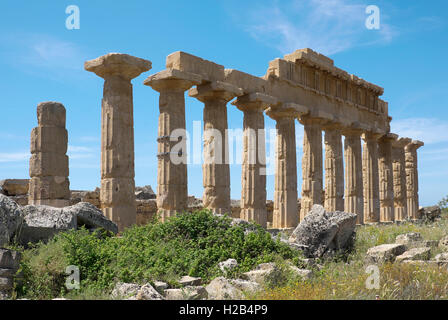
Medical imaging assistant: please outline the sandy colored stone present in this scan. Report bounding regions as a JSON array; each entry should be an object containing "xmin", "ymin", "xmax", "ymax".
[
  {"xmin": 343, "ymin": 129, "xmax": 364, "ymax": 224},
  {"xmin": 362, "ymin": 132, "xmax": 381, "ymax": 223},
  {"xmin": 85, "ymin": 53, "xmax": 151, "ymax": 231},
  {"xmin": 233, "ymin": 93, "xmax": 276, "ymax": 228},
  {"xmin": 144, "ymin": 70, "xmax": 200, "ymax": 221},
  {"xmin": 28, "ymin": 102, "xmax": 70, "ymax": 208},
  {"xmin": 392, "ymin": 137, "xmax": 411, "ymax": 221},
  {"xmin": 405, "ymin": 140, "xmax": 424, "ymax": 220},
  {"xmin": 378, "ymin": 133, "xmax": 398, "ymax": 222},
  {"xmin": 323, "ymin": 124, "xmax": 344, "ymax": 212}
]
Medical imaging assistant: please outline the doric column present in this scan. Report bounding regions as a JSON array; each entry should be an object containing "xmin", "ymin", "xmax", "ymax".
[
  {"xmin": 392, "ymin": 137, "xmax": 411, "ymax": 221},
  {"xmin": 232, "ymin": 93, "xmax": 277, "ymax": 228},
  {"xmin": 85, "ymin": 53, "xmax": 151, "ymax": 231},
  {"xmin": 323, "ymin": 124, "xmax": 344, "ymax": 212},
  {"xmin": 378, "ymin": 133, "xmax": 398, "ymax": 223},
  {"xmin": 144, "ymin": 69, "xmax": 200, "ymax": 221},
  {"xmin": 189, "ymin": 81, "xmax": 242, "ymax": 215},
  {"xmin": 343, "ymin": 128, "xmax": 364, "ymax": 224},
  {"xmin": 29, "ymin": 102, "xmax": 70, "ymax": 207},
  {"xmin": 362, "ymin": 132, "xmax": 381, "ymax": 223},
  {"xmin": 405, "ymin": 140, "xmax": 424, "ymax": 220},
  {"xmin": 266, "ymin": 105, "xmax": 298, "ymax": 229},
  {"xmin": 299, "ymin": 118, "xmax": 323, "ymax": 220}
]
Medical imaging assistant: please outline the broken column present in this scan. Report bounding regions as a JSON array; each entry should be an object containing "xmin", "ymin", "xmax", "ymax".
[
  {"xmin": 378, "ymin": 133, "xmax": 398, "ymax": 223},
  {"xmin": 392, "ymin": 137, "xmax": 411, "ymax": 221},
  {"xmin": 323, "ymin": 123, "xmax": 344, "ymax": 212},
  {"xmin": 299, "ymin": 118, "xmax": 324, "ymax": 220},
  {"xmin": 266, "ymin": 104, "xmax": 300, "ymax": 228},
  {"xmin": 144, "ymin": 69, "xmax": 200, "ymax": 221},
  {"xmin": 405, "ymin": 140, "xmax": 424, "ymax": 220},
  {"xmin": 189, "ymin": 81, "xmax": 242, "ymax": 215},
  {"xmin": 343, "ymin": 127, "xmax": 364, "ymax": 224},
  {"xmin": 28, "ymin": 102, "xmax": 70, "ymax": 207},
  {"xmin": 85, "ymin": 53, "xmax": 151, "ymax": 231},
  {"xmin": 362, "ymin": 132, "xmax": 381, "ymax": 223},
  {"xmin": 233, "ymin": 93, "xmax": 277, "ymax": 228}
]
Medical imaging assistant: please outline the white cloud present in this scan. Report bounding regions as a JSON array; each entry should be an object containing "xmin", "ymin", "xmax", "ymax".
[
  {"xmin": 237, "ymin": 0, "xmax": 397, "ymax": 55},
  {"xmin": 67, "ymin": 145, "xmax": 95, "ymax": 159},
  {"xmin": 0, "ymin": 152, "xmax": 29, "ymax": 163},
  {"xmin": 391, "ymin": 118, "xmax": 448, "ymax": 144}
]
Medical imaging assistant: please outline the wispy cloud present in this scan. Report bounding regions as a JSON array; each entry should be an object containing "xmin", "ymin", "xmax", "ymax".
[
  {"xmin": 0, "ymin": 152, "xmax": 29, "ymax": 163},
  {"xmin": 67, "ymin": 145, "xmax": 96, "ymax": 159},
  {"xmin": 391, "ymin": 118, "xmax": 448, "ymax": 144},
  {"xmin": 233, "ymin": 0, "xmax": 397, "ymax": 55},
  {"xmin": 0, "ymin": 33, "xmax": 87, "ymax": 78}
]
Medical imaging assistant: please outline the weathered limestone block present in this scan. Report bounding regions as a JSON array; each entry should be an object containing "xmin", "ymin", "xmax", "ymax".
[
  {"xmin": 189, "ymin": 81, "xmax": 243, "ymax": 215},
  {"xmin": 365, "ymin": 244, "xmax": 406, "ymax": 264},
  {"xmin": 300, "ymin": 118, "xmax": 324, "ymax": 221},
  {"xmin": 233, "ymin": 93, "xmax": 277, "ymax": 228},
  {"xmin": 343, "ymin": 129, "xmax": 364, "ymax": 224},
  {"xmin": 405, "ymin": 140, "xmax": 424, "ymax": 220},
  {"xmin": 323, "ymin": 124, "xmax": 344, "ymax": 212},
  {"xmin": 395, "ymin": 247, "xmax": 431, "ymax": 263},
  {"xmin": 0, "ymin": 194, "xmax": 23, "ymax": 246},
  {"xmin": 378, "ymin": 133, "xmax": 398, "ymax": 222},
  {"xmin": 392, "ymin": 137, "xmax": 411, "ymax": 221},
  {"xmin": 362, "ymin": 132, "xmax": 381, "ymax": 223},
  {"xmin": 266, "ymin": 104, "xmax": 301, "ymax": 228},
  {"xmin": 144, "ymin": 69, "xmax": 201, "ymax": 221},
  {"xmin": 85, "ymin": 53, "xmax": 151, "ymax": 231},
  {"xmin": 205, "ymin": 277, "xmax": 261, "ymax": 300},
  {"xmin": 28, "ymin": 102, "xmax": 70, "ymax": 208},
  {"xmin": 0, "ymin": 179, "xmax": 29, "ymax": 196},
  {"xmin": 164, "ymin": 286, "xmax": 207, "ymax": 300}
]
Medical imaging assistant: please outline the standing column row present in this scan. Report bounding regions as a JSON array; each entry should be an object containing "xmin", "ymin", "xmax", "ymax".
[
  {"xmin": 378, "ymin": 133, "xmax": 398, "ymax": 223},
  {"xmin": 405, "ymin": 140, "xmax": 424, "ymax": 220}
]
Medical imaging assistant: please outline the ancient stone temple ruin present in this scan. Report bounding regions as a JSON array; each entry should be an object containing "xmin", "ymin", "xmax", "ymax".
[{"xmin": 28, "ymin": 49, "xmax": 424, "ymax": 231}]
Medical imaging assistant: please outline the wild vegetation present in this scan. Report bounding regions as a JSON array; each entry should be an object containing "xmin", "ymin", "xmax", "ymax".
[{"xmin": 8, "ymin": 203, "xmax": 448, "ymax": 300}]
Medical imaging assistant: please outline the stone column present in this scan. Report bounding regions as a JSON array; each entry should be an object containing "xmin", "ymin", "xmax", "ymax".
[
  {"xmin": 378, "ymin": 133, "xmax": 398, "ymax": 223},
  {"xmin": 29, "ymin": 102, "xmax": 70, "ymax": 207},
  {"xmin": 323, "ymin": 124, "xmax": 344, "ymax": 212},
  {"xmin": 266, "ymin": 106, "xmax": 298, "ymax": 229},
  {"xmin": 392, "ymin": 137, "xmax": 411, "ymax": 221},
  {"xmin": 144, "ymin": 69, "xmax": 200, "ymax": 221},
  {"xmin": 189, "ymin": 81, "xmax": 242, "ymax": 215},
  {"xmin": 299, "ymin": 118, "xmax": 323, "ymax": 220},
  {"xmin": 405, "ymin": 140, "xmax": 424, "ymax": 220},
  {"xmin": 343, "ymin": 129, "xmax": 364, "ymax": 224},
  {"xmin": 85, "ymin": 53, "xmax": 152, "ymax": 231},
  {"xmin": 232, "ymin": 93, "xmax": 277, "ymax": 228},
  {"xmin": 362, "ymin": 132, "xmax": 381, "ymax": 223}
]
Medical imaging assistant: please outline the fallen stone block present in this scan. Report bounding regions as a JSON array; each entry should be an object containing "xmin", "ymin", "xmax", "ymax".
[
  {"xmin": 0, "ymin": 179, "xmax": 29, "ymax": 196},
  {"xmin": 165, "ymin": 286, "xmax": 207, "ymax": 300},
  {"xmin": 396, "ymin": 247, "xmax": 431, "ymax": 263},
  {"xmin": 0, "ymin": 194, "xmax": 23, "ymax": 246},
  {"xmin": 205, "ymin": 277, "xmax": 261, "ymax": 300},
  {"xmin": 179, "ymin": 275, "xmax": 202, "ymax": 286},
  {"xmin": 365, "ymin": 244, "xmax": 406, "ymax": 264}
]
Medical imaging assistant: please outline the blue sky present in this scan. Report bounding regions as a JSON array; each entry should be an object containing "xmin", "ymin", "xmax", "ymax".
[{"xmin": 0, "ymin": 0, "xmax": 447, "ymax": 206}]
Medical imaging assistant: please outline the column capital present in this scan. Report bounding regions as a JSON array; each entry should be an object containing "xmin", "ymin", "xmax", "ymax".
[
  {"xmin": 143, "ymin": 69, "xmax": 201, "ymax": 92},
  {"xmin": 266, "ymin": 102, "xmax": 308, "ymax": 121},
  {"xmin": 392, "ymin": 137, "xmax": 412, "ymax": 149},
  {"xmin": 379, "ymin": 132, "xmax": 399, "ymax": 143},
  {"xmin": 188, "ymin": 81, "xmax": 243, "ymax": 102},
  {"xmin": 405, "ymin": 140, "xmax": 424, "ymax": 151},
  {"xmin": 84, "ymin": 53, "xmax": 151, "ymax": 80},
  {"xmin": 232, "ymin": 92, "xmax": 278, "ymax": 112}
]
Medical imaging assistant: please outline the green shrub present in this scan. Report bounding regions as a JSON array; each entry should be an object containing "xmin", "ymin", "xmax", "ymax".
[{"xmin": 15, "ymin": 209, "xmax": 303, "ymax": 299}]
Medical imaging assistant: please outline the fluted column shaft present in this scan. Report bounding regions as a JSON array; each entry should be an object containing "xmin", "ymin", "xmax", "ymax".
[
  {"xmin": 233, "ymin": 94, "xmax": 274, "ymax": 228},
  {"xmin": 300, "ymin": 120, "xmax": 323, "ymax": 220},
  {"xmin": 189, "ymin": 82, "xmax": 242, "ymax": 215},
  {"xmin": 273, "ymin": 117, "xmax": 298, "ymax": 228},
  {"xmin": 392, "ymin": 138, "xmax": 410, "ymax": 221},
  {"xmin": 344, "ymin": 131, "xmax": 364, "ymax": 224},
  {"xmin": 85, "ymin": 53, "xmax": 151, "ymax": 231},
  {"xmin": 323, "ymin": 126, "xmax": 344, "ymax": 212},
  {"xmin": 362, "ymin": 133, "xmax": 380, "ymax": 223},
  {"xmin": 378, "ymin": 134, "xmax": 397, "ymax": 222},
  {"xmin": 405, "ymin": 141, "xmax": 424, "ymax": 220}
]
